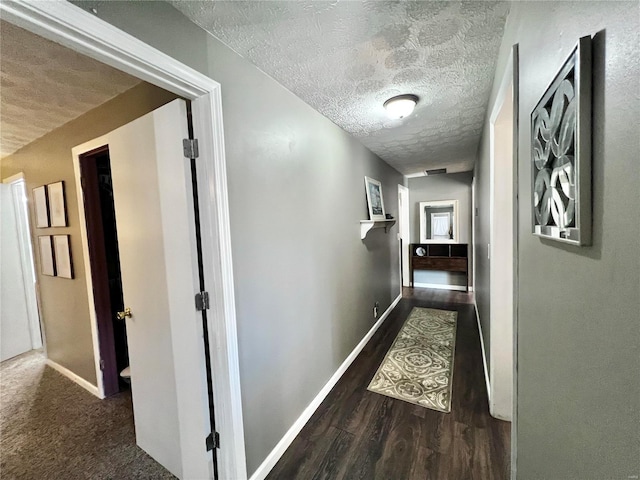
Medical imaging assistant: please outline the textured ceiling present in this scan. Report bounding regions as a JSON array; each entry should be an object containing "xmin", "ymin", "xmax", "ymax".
[
  {"xmin": 171, "ymin": 1, "xmax": 510, "ymax": 174},
  {"xmin": 0, "ymin": 21, "xmax": 141, "ymax": 158}
]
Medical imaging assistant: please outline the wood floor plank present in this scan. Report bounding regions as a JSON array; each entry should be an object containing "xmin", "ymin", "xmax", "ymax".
[
  {"xmin": 266, "ymin": 288, "xmax": 510, "ymax": 480},
  {"xmin": 309, "ymin": 427, "xmax": 354, "ymax": 480}
]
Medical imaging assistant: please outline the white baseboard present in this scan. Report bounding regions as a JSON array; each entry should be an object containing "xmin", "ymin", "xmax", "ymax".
[
  {"xmin": 413, "ymin": 282, "xmax": 472, "ymax": 292},
  {"xmin": 46, "ymin": 359, "xmax": 102, "ymax": 399},
  {"xmin": 474, "ymin": 302, "xmax": 491, "ymax": 405},
  {"xmin": 248, "ymin": 293, "xmax": 403, "ymax": 480}
]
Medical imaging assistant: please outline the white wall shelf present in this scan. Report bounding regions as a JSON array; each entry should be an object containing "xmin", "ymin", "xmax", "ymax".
[{"xmin": 360, "ymin": 219, "xmax": 396, "ymax": 239}]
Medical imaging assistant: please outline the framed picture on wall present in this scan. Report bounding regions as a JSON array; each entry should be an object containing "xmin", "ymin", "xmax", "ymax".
[
  {"xmin": 531, "ymin": 36, "xmax": 591, "ymax": 246},
  {"xmin": 33, "ymin": 185, "xmax": 49, "ymax": 228},
  {"xmin": 53, "ymin": 235, "xmax": 73, "ymax": 279},
  {"xmin": 364, "ymin": 176, "xmax": 386, "ymax": 221},
  {"xmin": 48, "ymin": 181, "xmax": 67, "ymax": 227},
  {"xmin": 38, "ymin": 236, "xmax": 55, "ymax": 276}
]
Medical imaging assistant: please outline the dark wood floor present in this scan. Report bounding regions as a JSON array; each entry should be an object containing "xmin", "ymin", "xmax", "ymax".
[{"xmin": 266, "ymin": 287, "xmax": 510, "ymax": 480}]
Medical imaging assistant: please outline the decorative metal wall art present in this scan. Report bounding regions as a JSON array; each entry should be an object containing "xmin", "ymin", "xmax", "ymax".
[{"xmin": 531, "ymin": 36, "xmax": 592, "ymax": 246}]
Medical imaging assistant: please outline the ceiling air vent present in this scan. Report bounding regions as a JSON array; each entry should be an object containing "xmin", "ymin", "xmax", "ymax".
[{"xmin": 425, "ymin": 168, "xmax": 447, "ymax": 176}]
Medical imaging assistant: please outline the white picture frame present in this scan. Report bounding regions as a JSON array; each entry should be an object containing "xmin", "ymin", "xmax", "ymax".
[
  {"xmin": 53, "ymin": 235, "xmax": 73, "ymax": 279},
  {"xmin": 48, "ymin": 181, "xmax": 67, "ymax": 227},
  {"xmin": 38, "ymin": 235, "xmax": 55, "ymax": 276},
  {"xmin": 364, "ymin": 176, "xmax": 386, "ymax": 221},
  {"xmin": 33, "ymin": 185, "xmax": 49, "ymax": 228}
]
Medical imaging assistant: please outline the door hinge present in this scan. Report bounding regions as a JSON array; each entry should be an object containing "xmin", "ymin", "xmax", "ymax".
[
  {"xmin": 100, "ymin": 359, "xmax": 105, "ymax": 371},
  {"xmin": 206, "ymin": 431, "xmax": 220, "ymax": 451},
  {"xmin": 183, "ymin": 138, "xmax": 199, "ymax": 159},
  {"xmin": 195, "ymin": 291, "xmax": 210, "ymax": 311}
]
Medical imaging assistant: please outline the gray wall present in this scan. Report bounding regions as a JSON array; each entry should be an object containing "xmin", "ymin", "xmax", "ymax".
[
  {"xmin": 75, "ymin": 2, "xmax": 403, "ymax": 475},
  {"xmin": 475, "ymin": 2, "xmax": 639, "ymax": 477},
  {"xmin": 408, "ymin": 172, "xmax": 472, "ymax": 288}
]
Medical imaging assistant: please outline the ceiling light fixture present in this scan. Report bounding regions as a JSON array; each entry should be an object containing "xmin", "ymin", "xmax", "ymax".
[{"xmin": 383, "ymin": 94, "xmax": 419, "ymax": 119}]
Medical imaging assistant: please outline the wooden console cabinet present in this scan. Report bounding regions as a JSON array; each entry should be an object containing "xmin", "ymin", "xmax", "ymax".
[{"xmin": 410, "ymin": 243, "xmax": 469, "ymax": 291}]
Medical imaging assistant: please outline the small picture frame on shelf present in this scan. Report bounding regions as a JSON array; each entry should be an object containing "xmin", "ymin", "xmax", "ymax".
[
  {"xmin": 48, "ymin": 181, "xmax": 67, "ymax": 227},
  {"xmin": 33, "ymin": 185, "xmax": 49, "ymax": 228},
  {"xmin": 364, "ymin": 176, "xmax": 386, "ymax": 221},
  {"xmin": 53, "ymin": 235, "xmax": 73, "ymax": 279},
  {"xmin": 38, "ymin": 236, "xmax": 55, "ymax": 276}
]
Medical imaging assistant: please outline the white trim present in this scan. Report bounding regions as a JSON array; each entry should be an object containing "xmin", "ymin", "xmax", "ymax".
[
  {"xmin": 70, "ymin": 138, "xmax": 107, "ymax": 398},
  {"xmin": 489, "ymin": 48, "xmax": 515, "ymax": 422},
  {"xmin": 249, "ymin": 293, "xmax": 402, "ymax": 480},
  {"xmin": 510, "ymin": 44, "xmax": 520, "ymax": 480},
  {"xmin": 397, "ymin": 184, "xmax": 410, "ymax": 289},
  {"xmin": 1, "ymin": 1, "xmax": 205, "ymax": 98},
  {"xmin": 192, "ymin": 93, "xmax": 248, "ymax": 478},
  {"xmin": 471, "ymin": 177, "xmax": 476, "ymax": 301},
  {"xmin": 46, "ymin": 359, "xmax": 102, "ymax": 398},
  {"xmin": 2, "ymin": 172, "xmax": 25, "ymax": 184},
  {"xmin": 0, "ymin": 2, "xmax": 247, "ymax": 478},
  {"xmin": 412, "ymin": 282, "xmax": 470, "ymax": 292},
  {"xmin": 490, "ymin": 55, "xmax": 515, "ymax": 124},
  {"xmin": 474, "ymin": 302, "xmax": 491, "ymax": 405}
]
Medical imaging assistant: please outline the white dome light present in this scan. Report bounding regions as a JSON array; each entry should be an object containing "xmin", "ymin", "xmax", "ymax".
[{"xmin": 384, "ymin": 94, "xmax": 418, "ymax": 119}]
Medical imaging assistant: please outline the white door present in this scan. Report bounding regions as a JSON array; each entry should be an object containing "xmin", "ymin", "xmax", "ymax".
[
  {"xmin": 398, "ymin": 184, "xmax": 411, "ymax": 287},
  {"xmin": 73, "ymin": 99, "xmax": 212, "ymax": 479},
  {"xmin": 9, "ymin": 179, "xmax": 42, "ymax": 351},
  {"xmin": 0, "ymin": 184, "xmax": 33, "ymax": 361}
]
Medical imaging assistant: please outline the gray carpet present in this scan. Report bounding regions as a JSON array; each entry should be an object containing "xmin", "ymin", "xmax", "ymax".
[{"xmin": 0, "ymin": 350, "xmax": 175, "ymax": 479}]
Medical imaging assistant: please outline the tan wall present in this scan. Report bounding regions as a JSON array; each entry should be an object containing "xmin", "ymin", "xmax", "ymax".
[{"xmin": 1, "ymin": 82, "xmax": 178, "ymax": 385}]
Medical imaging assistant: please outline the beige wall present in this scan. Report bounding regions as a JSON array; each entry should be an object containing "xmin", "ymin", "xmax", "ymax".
[{"xmin": 1, "ymin": 82, "xmax": 178, "ymax": 385}]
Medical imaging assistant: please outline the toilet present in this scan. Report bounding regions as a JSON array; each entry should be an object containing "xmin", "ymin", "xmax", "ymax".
[{"xmin": 120, "ymin": 366, "xmax": 131, "ymax": 384}]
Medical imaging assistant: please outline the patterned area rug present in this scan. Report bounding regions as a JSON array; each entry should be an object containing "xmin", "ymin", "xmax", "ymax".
[{"xmin": 368, "ymin": 307, "xmax": 457, "ymax": 413}]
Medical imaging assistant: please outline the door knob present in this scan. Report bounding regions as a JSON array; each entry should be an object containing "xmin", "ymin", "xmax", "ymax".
[{"xmin": 116, "ymin": 307, "xmax": 132, "ymax": 320}]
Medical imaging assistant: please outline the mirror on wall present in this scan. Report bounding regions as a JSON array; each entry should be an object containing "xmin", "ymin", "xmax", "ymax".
[{"xmin": 419, "ymin": 200, "xmax": 459, "ymax": 243}]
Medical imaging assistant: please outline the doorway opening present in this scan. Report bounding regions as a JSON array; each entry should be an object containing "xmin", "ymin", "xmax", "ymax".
[
  {"xmin": 1, "ymin": 174, "xmax": 43, "ymax": 361},
  {"xmin": 488, "ymin": 44, "xmax": 519, "ymax": 477},
  {"xmin": 1, "ymin": 2, "xmax": 247, "ymax": 478},
  {"xmin": 79, "ymin": 147, "xmax": 128, "ymax": 396},
  {"xmin": 489, "ymin": 78, "xmax": 514, "ymax": 421},
  {"xmin": 398, "ymin": 184, "xmax": 410, "ymax": 289}
]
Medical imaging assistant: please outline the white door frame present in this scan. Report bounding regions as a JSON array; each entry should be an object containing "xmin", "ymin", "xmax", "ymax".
[
  {"xmin": 0, "ymin": 2, "xmax": 247, "ymax": 479},
  {"xmin": 489, "ymin": 64, "xmax": 513, "ymax": 422},
  {"xmin": 488, "ymin": 45, "xmax": 519, "ymax": 478},
  {"xmin": 397, "ymin": 184, "xmax": 410, "ymax": 288}
]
